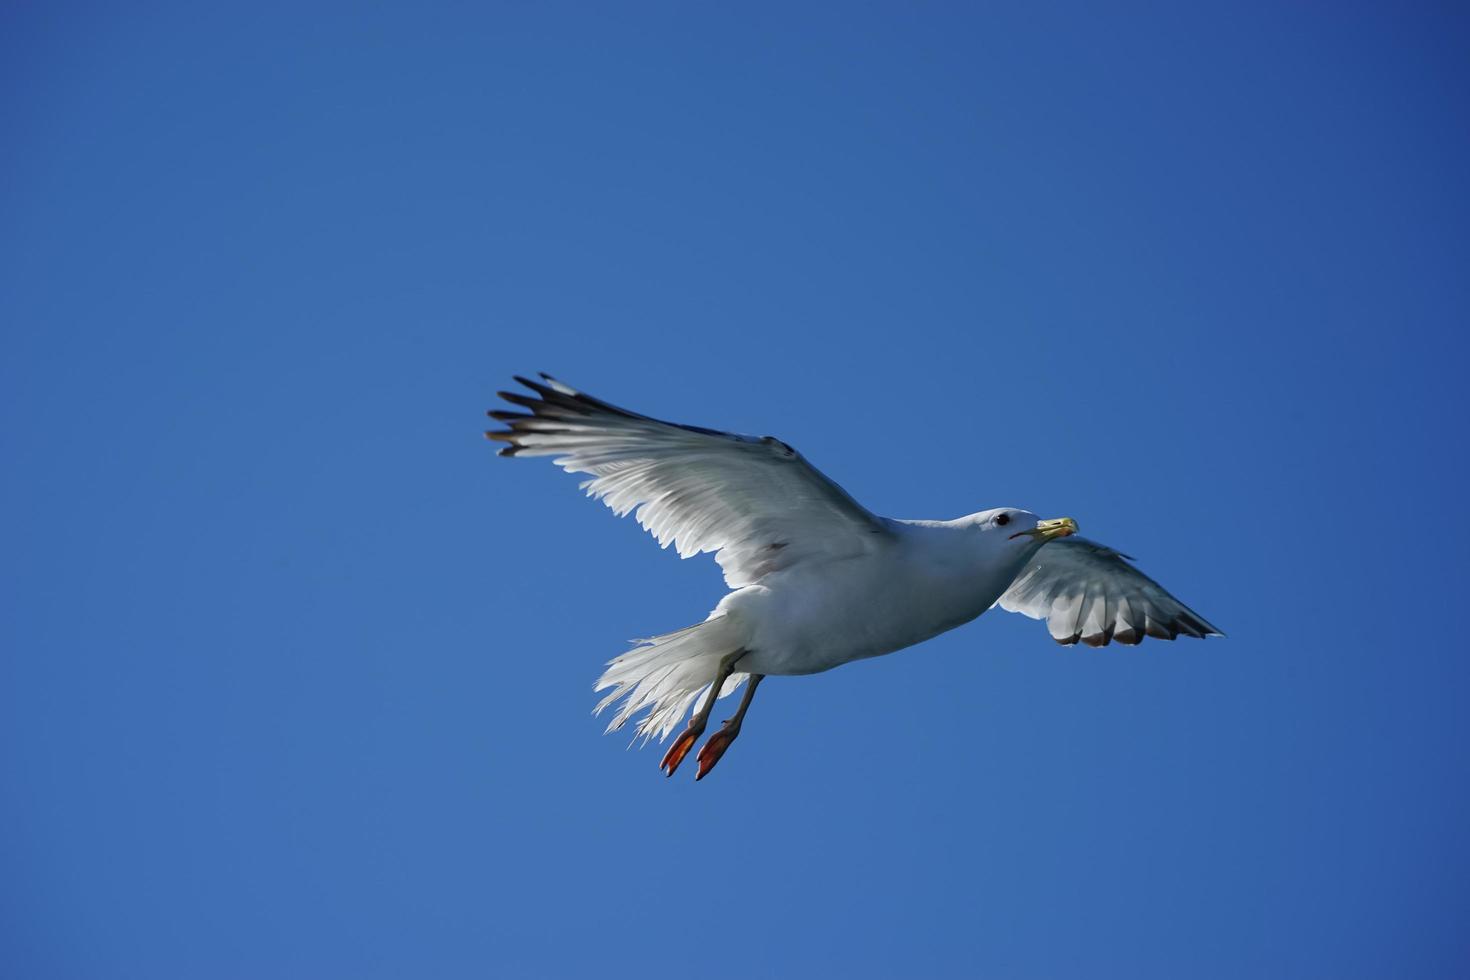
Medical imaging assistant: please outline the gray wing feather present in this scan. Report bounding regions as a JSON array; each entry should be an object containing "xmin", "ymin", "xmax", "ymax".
[
  {"xmin": 997, "ymin": 537, "xmax": 1222, "ymax": 646},
  {"xmin": 488, "ymin": 374, "xmax": 889, "ymax": 588}
]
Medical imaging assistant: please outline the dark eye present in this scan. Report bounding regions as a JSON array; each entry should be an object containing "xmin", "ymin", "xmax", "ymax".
[{"xmin": 995, "ymin": 513, "xmax": 1010, "ymax": 527}]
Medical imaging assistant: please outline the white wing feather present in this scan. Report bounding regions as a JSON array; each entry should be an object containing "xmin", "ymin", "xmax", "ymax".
[
  {"xmin": 488, "ymin": 374, "xmax": 890, "ymax": 588},
  {"xmin": 997, "ymin": 537, "xmax": 1223, "ymax": 646}
]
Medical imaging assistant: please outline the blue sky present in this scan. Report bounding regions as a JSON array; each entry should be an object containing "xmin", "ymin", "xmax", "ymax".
[{"xmin": 3, "ymin": 3, "xmax": 1467, "ymax": 977}]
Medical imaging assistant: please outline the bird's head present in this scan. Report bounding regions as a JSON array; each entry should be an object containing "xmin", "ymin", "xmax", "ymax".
[{"xmin": 972, "ymin": 508, "xmax": 1078, "ymax": 558}]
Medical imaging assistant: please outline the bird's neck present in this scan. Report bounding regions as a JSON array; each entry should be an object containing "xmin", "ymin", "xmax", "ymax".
[{"xmin": 894, "ymin": 522, "xmax": 1034, "ymax": 621}]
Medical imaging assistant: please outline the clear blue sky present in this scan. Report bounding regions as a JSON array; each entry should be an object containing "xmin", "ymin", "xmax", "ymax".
[{"xmin": 3, "ymin": 3, "xmax": 1467, "ymax": 977}]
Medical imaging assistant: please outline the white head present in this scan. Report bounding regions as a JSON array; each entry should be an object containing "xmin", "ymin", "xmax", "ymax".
[{"xmin": 968, "ymin": 507, "xmax": 1079, "ymax": 565}]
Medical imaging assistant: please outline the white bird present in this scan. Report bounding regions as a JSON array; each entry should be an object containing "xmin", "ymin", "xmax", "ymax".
[{"xmin": 488, "ymin": 374, "xmax": 1222, "ymax": 779}]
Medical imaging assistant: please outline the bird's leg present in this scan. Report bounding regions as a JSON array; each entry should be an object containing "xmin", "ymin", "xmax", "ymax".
[
  {"xmin": 695, "ymin": 673, "xmax": 764, "ymax": 781},
  {"xmin": 660, "ymin": 650, "xmax": 744, "ymax": 777}
]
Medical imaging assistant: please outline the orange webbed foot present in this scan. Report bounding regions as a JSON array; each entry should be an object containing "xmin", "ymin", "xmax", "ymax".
[
  {"xmin": 660, "ymin": 724, "xmax": 702, "ymax": 777},
  {"xmin": 694, "ymin": 724, "xmax": 741, "ymax": 781}
]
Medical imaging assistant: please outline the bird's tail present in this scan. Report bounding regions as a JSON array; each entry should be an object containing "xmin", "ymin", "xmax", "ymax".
[{"xmin": 594, "ymin": 615, "xmax": 747, "ymax": 744}]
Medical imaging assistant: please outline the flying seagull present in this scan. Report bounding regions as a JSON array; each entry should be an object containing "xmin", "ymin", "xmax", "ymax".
[{"xmin": 487, "ymin": 374, "xmax": 1222, "ymax": 780}]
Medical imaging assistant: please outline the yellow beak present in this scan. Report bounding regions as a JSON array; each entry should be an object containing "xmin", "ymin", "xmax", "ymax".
[{"xmin": 1010, "ymin": 516, "xmax": 1078, "ymax": 541}]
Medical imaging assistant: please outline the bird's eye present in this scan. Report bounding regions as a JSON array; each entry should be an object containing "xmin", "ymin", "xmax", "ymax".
[{"xmin": 994, "ymin": 513, "xmax": 1010, "ymax": 527}]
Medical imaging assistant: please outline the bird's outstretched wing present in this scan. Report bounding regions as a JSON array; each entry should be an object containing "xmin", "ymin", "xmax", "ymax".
[
  {"xmin": 488, "ymin": 374, "xmax": 890, "ymax": 587},
  {"xmin": 997, "ymin": 537, "xmax": 1223, "ymax": 646}
]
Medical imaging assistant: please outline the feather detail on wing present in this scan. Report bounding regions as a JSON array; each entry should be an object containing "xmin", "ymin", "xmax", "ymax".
[
  {"xmin": 487, "ymin": 374, "xmax": 890, "ymax": 587},
  {"xmin": 997, "ymin": 537, "xmax": 1223, "ymax": 647}
]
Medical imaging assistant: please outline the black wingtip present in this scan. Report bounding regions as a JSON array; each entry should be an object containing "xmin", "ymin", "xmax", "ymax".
[{"xmin": 499, "ymin": 391, "xmax": 541, "ymax": 410}]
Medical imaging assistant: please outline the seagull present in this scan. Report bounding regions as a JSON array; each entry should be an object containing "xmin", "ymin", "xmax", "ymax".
[{"xmin": 487, "ymin": 374, "xmax": 1223, "ymax": 780}]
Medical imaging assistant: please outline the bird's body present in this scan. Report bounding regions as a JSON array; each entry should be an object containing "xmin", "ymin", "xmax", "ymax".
[
  {"xmin": 720, "ymin": 518, "xmax": 1030, "ymax": 676},
  {"xmin": 488, "ymin": 374, "xmax": 1222, "ymax": 779}
]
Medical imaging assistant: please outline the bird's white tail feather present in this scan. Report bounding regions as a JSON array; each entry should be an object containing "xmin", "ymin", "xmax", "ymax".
[{"xmin": 595, "ymin": 615, "xmax": 747, "ymax": 744}]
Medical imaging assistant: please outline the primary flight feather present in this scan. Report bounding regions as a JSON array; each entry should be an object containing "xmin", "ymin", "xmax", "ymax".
[{"xmin": 488, "ymin": 374, "xmax": 1222, "ymax": 779}]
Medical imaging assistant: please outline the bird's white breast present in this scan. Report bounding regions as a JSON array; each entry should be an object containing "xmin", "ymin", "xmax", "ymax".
[{"xmin": 719, "ymin": 522, "xmax": 1029, "ymax": 676}]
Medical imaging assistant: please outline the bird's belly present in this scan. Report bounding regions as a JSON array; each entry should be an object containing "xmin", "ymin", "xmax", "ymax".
[{"xmin": 719, "ymin": 561, "xmax": 999, "ymax": 676}]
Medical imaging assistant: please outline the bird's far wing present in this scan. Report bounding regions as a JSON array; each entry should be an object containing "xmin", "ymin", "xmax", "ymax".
[
  {"xmin": 996, "ymin": 537, "xmax": 1223, "ymax": 646},
  {"xmin": 488, "ymin": 374, "xmax": 890, "ymax": 588}
]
